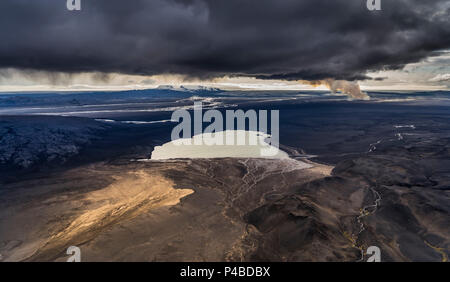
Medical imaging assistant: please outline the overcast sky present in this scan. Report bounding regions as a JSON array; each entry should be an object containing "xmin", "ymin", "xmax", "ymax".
[{"xmin": 0, "ymin": 0, "xmax": 449, "ymax": 92}]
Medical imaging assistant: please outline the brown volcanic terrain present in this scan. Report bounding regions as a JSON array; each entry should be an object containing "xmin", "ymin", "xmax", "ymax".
[
  {"xmin": 0, "ymin": 158, "xmax": 331, "ymax": 261},
  {"xmin": 0, "ymin": 149, "xmax": 448, "ymax": 261},
  {"xmin": 0, "ymin": 109, "xmax": 449, "ymax": 262}
]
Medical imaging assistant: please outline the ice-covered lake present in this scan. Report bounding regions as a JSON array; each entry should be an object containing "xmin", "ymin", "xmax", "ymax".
[{"xmin": 150, "ymin": 130, "xmax": 288, "ymax": 160}]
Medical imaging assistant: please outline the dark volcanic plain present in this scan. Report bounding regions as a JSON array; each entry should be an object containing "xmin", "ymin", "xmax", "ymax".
[{"xmin": 0, "ymin": 91, "xmax": 449, "ymax": 262}]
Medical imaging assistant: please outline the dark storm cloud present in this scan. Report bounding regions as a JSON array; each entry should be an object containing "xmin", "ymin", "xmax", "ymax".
[{"xmin": 0, "ymin": 0, "xmax": 449, "ymax": 81}]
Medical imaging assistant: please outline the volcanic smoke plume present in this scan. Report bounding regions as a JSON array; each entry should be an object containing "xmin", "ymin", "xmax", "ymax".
[
  {"xmin": 323, "ymin": 79, "xmax": 370, "ymax": 100},
  {"xmin": 301, "ymin": 79, "xmax": 370, "ymax": 100}
]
